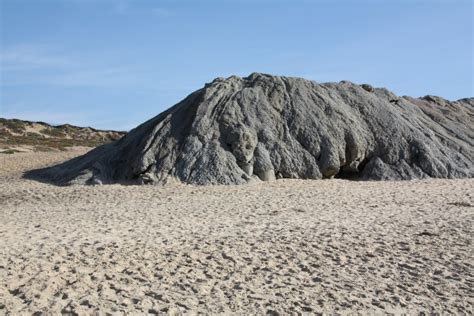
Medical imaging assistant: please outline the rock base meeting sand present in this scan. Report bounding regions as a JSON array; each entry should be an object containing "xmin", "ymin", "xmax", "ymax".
[{"xmin": 1, "ymin": 148, "xmax": 473, "ymax": 314}]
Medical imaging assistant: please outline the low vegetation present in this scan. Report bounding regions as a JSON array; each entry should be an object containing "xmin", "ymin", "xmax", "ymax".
[{"xmin": 0, "ymin": 118, "xmax": 126, "ymax": 152}]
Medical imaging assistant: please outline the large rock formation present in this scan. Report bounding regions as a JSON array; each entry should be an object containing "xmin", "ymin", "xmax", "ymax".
[{"xmin": 26, "ymin": 73, "xmax": 473, "ymax": 185}]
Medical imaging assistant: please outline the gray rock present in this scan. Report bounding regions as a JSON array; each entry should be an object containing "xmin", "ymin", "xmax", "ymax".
[
  {"xmin": 360, "ymin": 84, "xmax": 375, "ymax": 93},
  {"xmin": 26, "ymin": 73, "xmax": 474, "ymax": 185}
]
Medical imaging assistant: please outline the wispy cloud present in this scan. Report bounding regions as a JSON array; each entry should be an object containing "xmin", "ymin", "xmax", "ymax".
[
  {"xmin": 0, "ymin": 43, "xmax": 193, "ymax": 130},
  {"xmin": 111, "ymin": 0, "xmax": 173, "ymax": 17},
  {"xmin": 44, "ymin": 66, "xmax": 152, "ymax": 88},
  {"xmin": 0, "ymin": 44, "xmax": 156, "ymax": 89},
  {"xmin": 151, "ymin": 8, "xmax": 173, "ymax": 17},
  {"xmin": 0, "ymin": 44, "xmax": 76, "ymax": 71}
]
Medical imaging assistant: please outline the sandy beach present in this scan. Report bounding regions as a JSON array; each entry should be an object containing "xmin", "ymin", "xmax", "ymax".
[{"xmin": 0, "ymin": 148, "xmax": 473, "ymax": 314}]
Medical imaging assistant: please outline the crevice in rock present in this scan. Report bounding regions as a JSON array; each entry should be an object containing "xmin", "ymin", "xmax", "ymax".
[
  {"xmin": 335, "ymin": 166, "xmax": 362, "ymax": 180},
  {"xmin": 132, "ymin": 163, "xmax": 154, "ymax": 180},
  {"xmin": 357, "ymin": 156, "xmax": 371, "ymax": 173}
]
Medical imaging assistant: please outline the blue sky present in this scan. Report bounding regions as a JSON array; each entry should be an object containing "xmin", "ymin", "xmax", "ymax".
[{"xmin": 1, "ymin": 0, "xmax": 473, "ymax": 130}]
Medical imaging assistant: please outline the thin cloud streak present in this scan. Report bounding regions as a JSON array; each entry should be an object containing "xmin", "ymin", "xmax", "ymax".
[
  {"xmin": 40, "ymin": 67, "xmax": 151, "ymax": 88},
  {"xmin": 1, "ymin": 44, "xmax": 155, "ymax": 89},
  {"xmin": 151, "ymin": 8, "xmax": 173, "ymax": 17},
  {"xmin": 112, "ymin": 0, "xmax": 173, "ymax": 17},
  {"xmin": 0, "ymin": 45, "xmax": 76, "ymax": 71}
]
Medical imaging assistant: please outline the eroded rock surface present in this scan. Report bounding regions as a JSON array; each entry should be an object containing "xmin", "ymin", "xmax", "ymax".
[{"xmin": 26, "ymin": 73, "xmax": 474, "ymax": 185}]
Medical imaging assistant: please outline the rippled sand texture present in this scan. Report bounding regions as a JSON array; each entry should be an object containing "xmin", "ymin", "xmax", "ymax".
[{"xmin": 0, "ymin": 149, "xmax": 473, "ymax": 314}]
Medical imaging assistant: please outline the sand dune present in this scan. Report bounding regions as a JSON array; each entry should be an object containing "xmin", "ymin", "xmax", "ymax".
[{"xmin": 0, "ymin": 149, "xmax": 473, "ymax": 314}]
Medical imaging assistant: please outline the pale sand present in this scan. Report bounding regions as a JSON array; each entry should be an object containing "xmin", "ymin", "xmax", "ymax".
[{"xmin": 0, "ymin": 149, "xmax": 473, "ymax": 314}]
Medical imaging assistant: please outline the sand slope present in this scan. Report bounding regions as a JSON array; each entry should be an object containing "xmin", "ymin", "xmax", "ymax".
[{"xmin": 1, "ymin": 149, "xmax": 473, "ymax": 314}]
